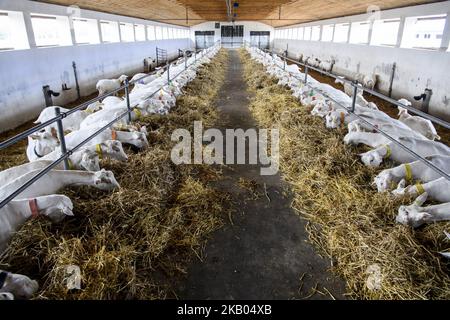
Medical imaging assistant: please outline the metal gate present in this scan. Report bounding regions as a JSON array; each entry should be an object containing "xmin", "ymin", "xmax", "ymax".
[
  {"xmin": 195, "ymin": 31, "xmax": 215, "ymax": 49},
  {"xmin": 221, "ymin": 25, "xmax": 244, "ymax": 48},
  {"xmin": 250, "ymin": 31, "xmax": 270, "ymax": 49}
]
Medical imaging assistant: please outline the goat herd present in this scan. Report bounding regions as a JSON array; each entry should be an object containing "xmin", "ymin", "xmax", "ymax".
[
  {"xmin": 0, "ymin": 46, "xmax": 220, "ymax": 300},
  {"xmin": 247, "ymin": 47, "xmax": 450, "ymax": 251}
]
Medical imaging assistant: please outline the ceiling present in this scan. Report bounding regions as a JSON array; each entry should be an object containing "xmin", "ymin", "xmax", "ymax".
[{"xmin": 36, "ymin": 0, "xmax": 443, "ymax": 27}]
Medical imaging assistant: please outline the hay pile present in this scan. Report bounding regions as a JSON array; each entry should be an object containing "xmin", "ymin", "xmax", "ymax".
[
  {"xmin": 239, "ymin": 49, "xmax": 450, "ymax": 300},
  {"xmin": 0, "ymin": 49, "xmax": 230, "ymax": 299}
]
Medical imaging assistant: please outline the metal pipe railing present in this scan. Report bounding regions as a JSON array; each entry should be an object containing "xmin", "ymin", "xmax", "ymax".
[
  {"xmin": 250, "ymin": 47, "xmax": 450, "ymax": 184},
  {"xmin": 0, "ymin": 44, "xmax": 220, "ymax": 210}
]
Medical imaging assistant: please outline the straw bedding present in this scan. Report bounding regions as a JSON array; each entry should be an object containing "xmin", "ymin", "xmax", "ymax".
[
  {"xmin": 0, "ymin": 49, "xmax": 230, "ymax": 299},
  {"xmin": 239, "ymin": 49, "xmax": 450, "ymax": 300}
]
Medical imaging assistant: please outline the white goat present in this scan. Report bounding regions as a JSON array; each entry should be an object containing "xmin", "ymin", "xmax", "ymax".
[
  {"xmin": 374, "ymin": 155, "xmax": 450, "ymax": 192},
  {"xmin": 398, "ymin": 102, "xmax": 440, "ymax": 141},
  {"xmin": 26, "ymin": 131, "xmax": 60, "ymax": 161},
  {"xmin": 360, "ymin": 137, "xmax": 450, "ymax": 168},
  {"xmin": 344, "ymin": 132, "xmax": 392, "ymax": 148},
  {"xmin": 397, "ymin": 193, "xmax": 450, "ymax": 228},
  {"xmin": 34, "ymin": 106, "xmax": 89, "ymax": 133},
  {"xmin": 65, "ymin": 127, "xmax": 149, "ymax": 150},
  {"xmin": 0, "ymin": 195, "xmax": 73, "ymax": 253},
  {"xmin": 392, "ymin": 178, "xmax": 450, "ymax": 203},
  {"xmin": 0, "ymin": 270, "xmax": 39, "ymax": 300},
  {"xmin": 42, "ymin": 140, "xmax": 128, "ymax": 163},
  {"xmin": 96, "ymin": 75, "xmax": 128, "ymax": 97},
  {"xmin": 0, "ymin": 169, "xmax": 119, "ymax": 201},
  {"xmin": 1, "ymin": 153, "xmax": 99, "ymax": 186}
]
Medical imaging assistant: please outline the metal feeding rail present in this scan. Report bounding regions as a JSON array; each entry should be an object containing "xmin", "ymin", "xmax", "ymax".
[
  {"xmin": 245, "ymin": 43, "xmax": 450, "ymax": 184},
  {"xmin": 0, "ymin": 43, "xmax": 221, "ymax": 210}
]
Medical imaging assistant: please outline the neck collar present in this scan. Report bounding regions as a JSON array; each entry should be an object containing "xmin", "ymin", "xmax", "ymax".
[{"xmin": 34, "ymin": 145, "xmax": 44, "ymax": 158}]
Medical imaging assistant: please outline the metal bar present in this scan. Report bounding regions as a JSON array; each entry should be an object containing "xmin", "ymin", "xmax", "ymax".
[
  {"xmin": 351, "ymin": 82, "xmax": 358, "ymax": 113},
  {"xmin": 304, "ymin": 65, "xmax": 309, "ymax": 83},
  {"xmin": 253, "ymin": 48, "xmax": 450, "ymax": 183},
  {"xmin": 54, "ymin": 107, "xmax": 69, "ymax": 170},
  {"xmin": 124, "ymin": 79, "xmax": 132, "ymax": 123},
  {"xmin": 167, "ymin": 62, "xmax": 170, "ymax": 83}
]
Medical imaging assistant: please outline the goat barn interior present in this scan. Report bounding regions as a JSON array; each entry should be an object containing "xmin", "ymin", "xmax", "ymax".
[{"xmin": 0, "ymin": 0, "xmax": 450, "ymax": 304}]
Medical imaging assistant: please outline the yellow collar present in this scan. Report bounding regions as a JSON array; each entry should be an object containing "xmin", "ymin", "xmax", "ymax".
[
  {"xmin": 67, "ymin": 159, "xmax": 74, "ymax": 170},
  {"xmin": 415, "ymin": 183, "xmax": 426, "ymax": 195},
  {"xmin": 384, "ymin": 145, "xmax": 392, "ymax": 160},
  {"xmin": 134, "ymin": 108, "xmax": 142, "ymax": 120},
  {"xmin": 404, "ymin": 164, "xmax": 413, "ymax": 184},
  {"xmin": 96, "ymin": 144, "xmax": 103, "ymax": 160}
]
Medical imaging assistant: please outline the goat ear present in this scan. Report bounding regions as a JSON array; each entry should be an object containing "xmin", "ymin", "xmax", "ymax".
[
  {"xmin": 414, "ymin": 192, "xmax": 429, "ymax": 206},
  {"xmin": 51, "ymin": 127, "xmax": 58, "ymax": 138},
  {"xmin": 30, "ymin": 134, "xmax": 40, "ymax": 140}
]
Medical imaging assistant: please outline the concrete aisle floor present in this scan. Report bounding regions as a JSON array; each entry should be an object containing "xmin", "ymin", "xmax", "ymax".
[{"xmin": 177, "ymin": 49, "xmax": 346, "ymax": 300}]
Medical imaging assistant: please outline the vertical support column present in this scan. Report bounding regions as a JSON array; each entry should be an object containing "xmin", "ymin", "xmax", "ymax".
[
  {"xmin": 124, "ymin": 79, "xmax": 132, "ymax": 123},
  {"xmin": 396, "ymin": 17, "xmax": 406, "ymax": 48},
  {"xmin": 69, "ymin": 18, "xmax": 77, "ymax": 46},
  {"xmin": 54, "ymin": 107, "xmax": 69, "ymax": 170},
  {"xmin": 97, "ymin": 20, "xmax": 104, "ymax": 43},
  {"xmin": 346, "ymin": 22, "xmax": 352, "ymax": 43},
  {"xmin": 22, "ymin": 11, "xmax": 37, "ymax": 48},
  {"xmin": 367, "ymin": 20, "xmax": 375, "ymax": 45},
  {"xmin": 440, "ymin": 12, "xmax": 450, "ymax": 51}
]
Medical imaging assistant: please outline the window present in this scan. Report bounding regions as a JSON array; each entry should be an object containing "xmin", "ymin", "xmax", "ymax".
[
  {"xmin": 72, "ymin": 18, "xmax": 100, "ymax": 44},
  {"xmin": 334, "ymin": 23, "xmax": 350, "ymax": 42},
  {"xmin": 297, "ymin": 27, "xmax": 303, "ymax": 40},
  {"xmin": 371, "ymin": 19, "xmax": 400, "ymax": 46},
  {"xmin": 100, "ymin": 20, "xmax": 120, "ymax": 43},
  {"xmin": 169, "ymin": 28, "xmax": 175, "ymax": 39},
  {"xmin": 31, "ymin": 14, "xmax": 72, "ymax": 47},
  {"xmin": 134, "ymin": 24, "xmax": 145, "ymax": 41},
  {"xmin": 322, "ymin": 24, "xmax": 334, "ymax": 41},
  {"xmin": 349, "ymin": 21, "xmax": 371, "ymax": 44},
  {"xmin": 311, "ymin": 26, "xmax": 321, "ymax": 41},
  {"xmin": 401, "ymin": 14, "xmax": 447, "ymax": 50},
  {"xmin": 0, "ymin": 12, "xmax": 13, "ymax": 50},
  {"xmin": 162, "ymin": 27, "xmax": 168, "ymax": 39},
  {"xmin": 304, "ymin": 27, "xmax": 311, "ymax": 40},
  {"xmin": 147, "ymin": 25, "xmax": 155, "ymax": 40},
  {"xmin": 155, "ymin": 26, "xmax": 162, "ymax": 39},
  {"xmin": 119, "ymin": 22, "xmax": 134, "ymax": 42}
]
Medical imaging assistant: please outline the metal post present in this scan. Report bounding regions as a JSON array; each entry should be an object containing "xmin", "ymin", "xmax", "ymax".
[
  {"xmin": 304, "ymin": 65, "xmax": 309, "ymax": 83},
  {"xmin": 54, "ymin": 107, "xmax": 69, "ymax": 170},
  {"xmin": 388, "ymin": 63, "xmax": 397, "ymax": 98},
  {"xmin": 167, "ymin": 62, "xmax": 170, "ymax": 84},
  {"xmin": 283, "ymin": 56, "xmax": 286, "ymax": 71},
  {"xmin": 124, "ymin": 79, "xmax": 132, "ymax": 123},
  {"xmin": 72, "ymin": 61, "xmax": 81, "ymax": 100},
  {"xmin": 351, "ymin": 81, "xmax": 359, "ymax": 113},
  {"xmin": 184, "ymin": 51, "xmax": 187, "ymax": 70}
]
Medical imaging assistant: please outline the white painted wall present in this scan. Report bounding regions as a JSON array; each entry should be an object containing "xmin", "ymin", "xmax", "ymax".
[
  {"xmin": 0, "ymin": 0, "xmax": 193, "ymax": 133},
  {"xmin": 190, "ymin": 21, "xmax": 274, "ymax": 45},
  {"xmin": 274, "ymin": 2, "xmax": 450, "ymax": 121}
]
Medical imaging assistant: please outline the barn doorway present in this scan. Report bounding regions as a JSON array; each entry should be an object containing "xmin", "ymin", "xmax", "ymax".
[
  {"xmin": 221, "ymin": 25, "xmax": 244, "ymax": 48},
  {"xmin": 250, "ymin": 31, "xmax": 271, "ymax": 49},
  {"xmin": 195, "ymin": 31, "xmax": 215, "ymax": 49}
]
